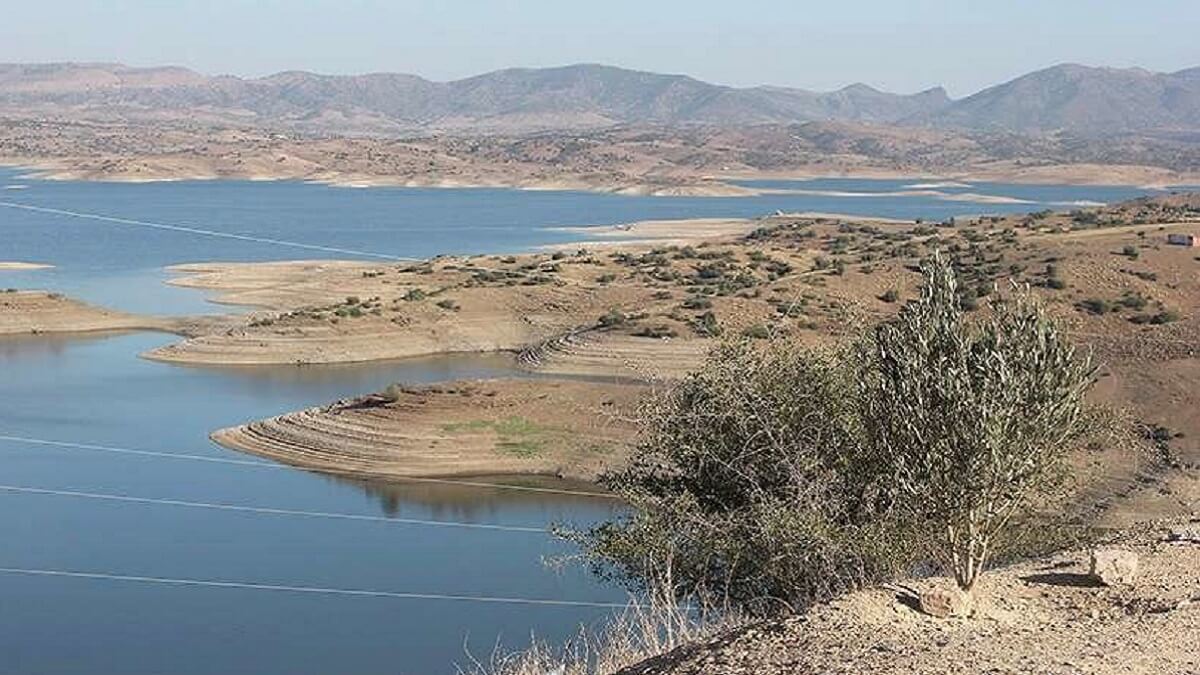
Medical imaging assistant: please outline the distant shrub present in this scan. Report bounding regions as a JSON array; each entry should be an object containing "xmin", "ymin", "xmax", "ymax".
[
  {"xmin": 634, "ymin": 324, "xmax": 678, "ymax": 339},
  {"xmin": 741, "ymin": 323, "xmax": 771, "ymax": 339},
  {"xmin": 1131, "ymin": 309, "xmax": 1181, "ymax": 325},
  {"xmin": 1078, "ymin": 298, "xmax": 1113, "ymax": 315},
  {"xmin": 598, "ymin": 309, "xmax": 627, "ymax": 327},
  {"xmin": 692, "ymin": 311, "xmax": 721, "ymax": 337}
]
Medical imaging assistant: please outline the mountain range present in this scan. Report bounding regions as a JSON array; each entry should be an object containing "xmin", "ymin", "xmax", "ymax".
[{"xmin": 0, "ymin": 61, "xmax": 1197, "ymax": 136}]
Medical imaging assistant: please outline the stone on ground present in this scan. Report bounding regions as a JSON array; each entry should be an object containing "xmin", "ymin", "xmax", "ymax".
[
  {"xmin": 918, "ymin": 584, "xmax": 975, "ymax": 618},
  {"xmin": 1089, "ymin": 547, "xmax": 1139, "ymax": 586}
]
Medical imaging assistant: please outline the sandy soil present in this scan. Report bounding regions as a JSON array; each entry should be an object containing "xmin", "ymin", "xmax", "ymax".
[
  {"xmin": 720, "ymin": 163, "xmax": 1200, "ymax": 188},
  {"xmin": 546, "ymin": 218, "xmax": 763, "ymax": 250},
  {"xmin": 0, "ymin": 290, "xmax": 181, "ymax": 335},
  {"xmin": 144, "ymin": 258, "xmax": 667, "ymax": 365},
  {"xmin": 211, "ymin": 378, "xmax": 644, "ymax": 479},
  {"xmin": 621, "ymin": 523, "xmax": 1200, "ymax": 675},
  {"xmin": 519, "ymin": 331, "xmax": 711, "ymax": 380}
]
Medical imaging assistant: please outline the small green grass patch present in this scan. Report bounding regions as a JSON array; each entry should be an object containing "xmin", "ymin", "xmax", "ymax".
[{"xmin": 441, "ymin": 415, "xmax": 558, "ymax": 456}]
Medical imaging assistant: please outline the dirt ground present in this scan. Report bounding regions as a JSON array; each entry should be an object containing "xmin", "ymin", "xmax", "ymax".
[
  {"xmin": 0, "ymin": 289, "xmax": 181, "ymax": 335},
  {"xmin": 211, "ymin": 378, "xmax": 644, "ymax": 479},
  {"xmin": 620, "ymin": 523, "xmax": 1200, "ymax": 675}
]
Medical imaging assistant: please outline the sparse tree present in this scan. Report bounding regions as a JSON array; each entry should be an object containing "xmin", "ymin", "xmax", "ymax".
[{"xmin": 859, "ymin": 254, "xmax": 1095, "ymax": 593}]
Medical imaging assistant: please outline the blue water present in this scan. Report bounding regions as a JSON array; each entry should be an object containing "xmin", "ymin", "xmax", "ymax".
[
  {"xmin": 0, "ymin": 332, "xmax": 624, "ymax": 675},
  {"xmin": 0, "ymin": 169, "xmax": 1155, "ymax": 673},
  {"xmin": 0, "ymin": 167, "xmax": 1152, "ymax": 314}
]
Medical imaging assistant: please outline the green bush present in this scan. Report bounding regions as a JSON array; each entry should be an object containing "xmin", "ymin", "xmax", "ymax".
[
  {"xmin": 579, "ymin": 254, "xmax": 1097, "ymax": 613},
  {"xmin": 860, "ymin": 256, "xmax": 1095, "ymax": 592},
  {"xmin": 579, "ymin": 339, "xmax": 903, "ymax": 613},
  {"xmin": 741, "ymin": 323, "xmax": 771, "ymax": 339},
  {"xmin": 598, "ymin": 309, "xmax": 627, "ymax": 327}
]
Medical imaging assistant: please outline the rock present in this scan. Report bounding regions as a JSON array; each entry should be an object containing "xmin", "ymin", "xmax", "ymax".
[
  {"xmin": 1167, "ymin": 526, "xmax": 1200, "ymax": 545},
  {"xmin": 919, "ymin": 585, "xmax": 975, "ymax": 618},
  {"xmin": 1089, "ymin": 548, "xmax": 1139, "ymax": 586}
]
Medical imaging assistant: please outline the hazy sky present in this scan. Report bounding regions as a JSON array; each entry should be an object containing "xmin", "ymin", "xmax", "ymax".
[{"xmin": 4, "ymin": 1, "xmax": 1198, "ymax": 97}]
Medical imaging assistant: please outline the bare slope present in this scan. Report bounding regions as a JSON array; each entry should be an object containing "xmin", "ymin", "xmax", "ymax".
[
  {"xmin": 621, "ymin": 524, "xmax": 1200, "ymax": 675},
  {"xmin": 915, "ymin": 64, "xmax": 1200, "ymax": 133},
  {"xmin": 0, "ymin": 62, "xmax": 951, "ymax": 134}
]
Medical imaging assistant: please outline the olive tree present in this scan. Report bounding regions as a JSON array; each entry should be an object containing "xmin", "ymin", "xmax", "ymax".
[
  {"xmin": 860, "ymin": 254, "xmax": 1095, "ymax": 593},
  {"xmin": 579, "ymin": 340, "xmax": 903, "ymax": 614},
  {"xmin": 579, "ymin": 254, "xmax": 1097, "ymax": 612}
]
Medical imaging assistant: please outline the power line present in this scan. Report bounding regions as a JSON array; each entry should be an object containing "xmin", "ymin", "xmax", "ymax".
[
  {"xmin": 0, "ymin": 201, "xmax": 417, "ymax": 262},
  {"xmin": 0, "ymin": 567, "xmax": 632, "ymax": 609},
  {"xmin": 0, "ymin": 434, "xmax": 620, "ymax": 499},
  {"xmin": 0, "ymin": 484, "xmax": 548, "ymax": 533}
]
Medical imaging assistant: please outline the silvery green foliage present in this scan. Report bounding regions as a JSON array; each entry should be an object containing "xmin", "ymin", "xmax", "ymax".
[
  {"xmin": 582, "ymin": 253, "xmax": 1096, "ymax": 611},
  {"xmin": 583, "ymin": 339, "xmax": 900, "ymax": 614},
  {"xmin": 861, "ymin": 253, "xmax": 1095, "ymax": 590}
]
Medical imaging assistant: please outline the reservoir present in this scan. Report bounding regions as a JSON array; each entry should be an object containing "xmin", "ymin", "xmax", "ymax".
[{"xmin": 0, "ymin": 168, "xmax": 1154, "ymax": 673}]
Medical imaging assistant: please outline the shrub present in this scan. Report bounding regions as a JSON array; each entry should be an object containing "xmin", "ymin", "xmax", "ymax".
[
  {"xmin": 879, "ymin": 289, "xmax": 900, "ymax": 303},
  {"xmin": 1132, "ymin": 309, "xmax": 1181, "ymax": 325},
  {"xmin": 1078, "ymin": 298, "xmax": 1112, "ymax": 315},
  {"xmin": 741, "ymin": 323, "xmax": 770, "ymax": 339},
  {"xmin": 691, "ymin": 311, "xmax": 721, "ymax": 337},
  {"xmin": 860, "ymin": 255, "xmax": 1095, "ymax": 592},
  {"xmin": 580, "ymin": 254, "xmax": 1097, "ymax": 614},
  {"xmin": 579, "ymin": 340, "xmax": 903, "ymax": 613},
  {"xmin": 634, "ymin": 324, "xmax": 678, "ymax": 339},
  {"xmin": 598, "ymin": 309, "xmax": 627, "ymax": 327}
]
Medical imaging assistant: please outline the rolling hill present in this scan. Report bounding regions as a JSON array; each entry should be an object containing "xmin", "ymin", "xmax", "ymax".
[{"xmin": 2, "ymin": 61, "xmax": 1199, "ymax": 138}]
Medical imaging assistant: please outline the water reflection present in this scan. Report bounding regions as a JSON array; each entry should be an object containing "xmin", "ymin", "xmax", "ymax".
[{"xmin": 327, "ymin": 473, "xmax": 622, "ymax": 521}]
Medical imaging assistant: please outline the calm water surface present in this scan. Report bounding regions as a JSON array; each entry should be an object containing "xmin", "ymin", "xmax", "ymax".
[
  {"xmin": 0, "ymin": 167, "xmax": 1153, "ymax": 314},
  {"xmin": 0, "ymin": 169, "xmax": 1155, "ymax": 673}
]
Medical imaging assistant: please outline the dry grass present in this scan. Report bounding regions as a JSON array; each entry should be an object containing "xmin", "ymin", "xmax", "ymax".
[{"xmin": 459, "ymin": 593, "xmax": 743, "ymax": 675}]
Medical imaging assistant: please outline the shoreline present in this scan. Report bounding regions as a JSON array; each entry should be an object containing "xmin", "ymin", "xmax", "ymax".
[
  {"xmin": 6, "ymin": 158, "xmax": 1195, "ymax": 197},
  {"xmin": 209, "ymin": 378, "xmax": 644, "ymax": 480},
  {"xmin": 0, "ymin": 261, "xmax": 54, "ymax": 271},
  {"xmin": 0, "ymin": 290, "xmax": 188, "ymax": 337}
]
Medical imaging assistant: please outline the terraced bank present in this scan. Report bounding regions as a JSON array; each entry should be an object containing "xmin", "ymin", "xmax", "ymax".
[{"xmin": 212, "ymin": 378, "xmax": 644, "ymax": 479}]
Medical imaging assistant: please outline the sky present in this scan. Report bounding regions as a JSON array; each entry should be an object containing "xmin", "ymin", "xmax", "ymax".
[{"xmin": 3, "ymin": 0, "xmax": 1198, "ymax": 97}]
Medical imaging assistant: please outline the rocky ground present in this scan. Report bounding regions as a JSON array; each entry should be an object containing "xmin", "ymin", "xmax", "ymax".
[
  {"xmin": 620, "ymin": 523, "xmax": 1200, "ymax": 675},
  {"xmin": 5, "ymin": 119, "xmax": 1200, "ymax": 194}
]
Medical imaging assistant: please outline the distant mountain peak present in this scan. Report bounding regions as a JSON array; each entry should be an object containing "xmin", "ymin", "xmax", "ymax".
[
  {"xmin": 1, "ymin": 60, "xmax": 1196, "ymax": 136},
  {"xmin": 911, "ymin": 62, "xmax": 1200, "ymax": 133}
]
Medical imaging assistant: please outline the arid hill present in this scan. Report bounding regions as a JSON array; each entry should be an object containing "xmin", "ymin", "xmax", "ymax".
[
  {"xmin": 3, "ymin": 61, "xmax": 1199, "ymax": 136},
  {"xmin": 915, "ymin": 64, "xmax": 1200, "ymax": 133},
  {"xmin": 0, "ymin": 62, "xmax": 951, "ymax": 135}
]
